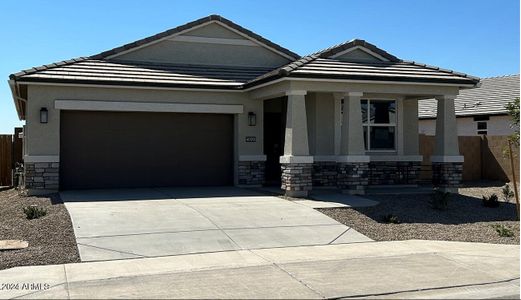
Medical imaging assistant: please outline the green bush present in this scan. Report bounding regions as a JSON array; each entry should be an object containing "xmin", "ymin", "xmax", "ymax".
[
  {"xmin": 492, "ymin": 224, "xmax": 514, "ymax": 237},
  {"xmin": 382, "ymin": 214, "xmax": 400, "ymax": 224},
  {"xmin": 482, "ymin": 194, "xmax": 500, "ymax": 208},
  {"xmin": 430, "ymin": 190, "xmax": 451, "ymax": 210},
  {"xmin": 23, "ymin": 205, "xmax": 47, "ymax": 220}
]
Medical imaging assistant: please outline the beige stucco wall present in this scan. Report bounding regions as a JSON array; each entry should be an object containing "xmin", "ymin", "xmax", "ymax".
[
  {"xmin": 113, "ymin": 23, "xmax": 292, "ymax": 68},
  {"xmin": 25, "ymin": 85, "xmax": 263, "ymax": 158},
  {"xmin": 419, "ymin": 115, "xmax": 515, "ymax": 136},
  {"xmin": 306, "ymin": 92, "xmax": 335, "ymax": 156},
  {"xmin": 335, "ymin": 48, "xmax": 382, "ymax": 62}
]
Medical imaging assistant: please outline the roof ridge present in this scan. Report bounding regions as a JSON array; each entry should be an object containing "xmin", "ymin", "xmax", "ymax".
[
  {"xmin": 89, "ymin": 14, "xmax": 300, "ymax": 61},
  {"xmin": 311, "ymin": 39, "xmax": 402, "ymax": 62},
  {"xmin": 242, "ymin": 54, "xmax": 320, "ymax": 87}
]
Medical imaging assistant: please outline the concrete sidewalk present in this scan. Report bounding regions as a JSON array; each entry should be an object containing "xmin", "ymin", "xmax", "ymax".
[{"xmin": 1, "ymin": 240, "xmax": 518, "ymax": 299}]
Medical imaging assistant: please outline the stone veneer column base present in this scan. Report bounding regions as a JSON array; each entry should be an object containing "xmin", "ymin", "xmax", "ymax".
[
  {"xmin": 312, "ymin": 162, "xmax": 338, "ymax": 187},
  {"xmin": 24, "ymin": 162, "xmax": 59, "ymax": 194},
  {"xmin": 432, "ymin": 162, "xmax": 463, "ymax": 193},
  {"xmin": 237, "ymin": 161, "xmax": 265, "ymax": 186},
  {"xmin": 281, "ymin": 163, "xmax": 312, "ymax": 197},
  {"xmin": 337, "ymin": 162, "xmax": 369, "ymax": 195}
]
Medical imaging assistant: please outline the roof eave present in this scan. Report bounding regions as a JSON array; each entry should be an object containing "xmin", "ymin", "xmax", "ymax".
[
  {"xmin": 8, "ymin": 79, "xmax": 25, "ymax": 121},
  {"xmin": 15, "ymin": 77, "xmax": 245, "ymax": 91}
]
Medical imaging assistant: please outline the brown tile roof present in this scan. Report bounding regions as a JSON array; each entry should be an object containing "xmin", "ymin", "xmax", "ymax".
[
  {"xmin": 9, "ymin": 23, "xmax": 479, "ymax": 90},
  {"xmin": 14, "ymin": 59, "xmax": 273, "ymax": 89}
]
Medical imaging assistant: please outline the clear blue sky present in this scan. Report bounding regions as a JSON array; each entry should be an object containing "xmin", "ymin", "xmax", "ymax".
[{"xmin": 0, "ymin": 0, "xmax": 519, "ymax": 133}]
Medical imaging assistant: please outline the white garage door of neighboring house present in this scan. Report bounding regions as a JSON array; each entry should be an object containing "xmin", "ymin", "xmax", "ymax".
[{"xmin": 60, "ymin": 110, "xmax": 234, "ymax": 190}]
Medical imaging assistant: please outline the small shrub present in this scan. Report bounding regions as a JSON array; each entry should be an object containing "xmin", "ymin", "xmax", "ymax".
[
  {"xmin": 23, "ymin": 205, "xmax": 47, "ymax": 220},
  {"xmin": 430, "ymin": 190, "xmax": 451, "ymax": 210},
  {"xmin": 482, "ymin": 194, "xmax": 500, "ymax": 208},
  {"xmin": 382, "ymin": 214, "xmax": 400, "ymax": 224},
  {"xmin": 492, "ymin": 224, "xmax": 514, "ymax": 237},
  {"xmin": 502, "ymin": 184, "xmax": 515, "ymax": 203}
]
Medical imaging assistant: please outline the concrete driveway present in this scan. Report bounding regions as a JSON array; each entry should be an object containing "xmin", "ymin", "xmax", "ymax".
[{"xmin": 61, "ymin": 187, "xmax": 371, "ymax": 261}]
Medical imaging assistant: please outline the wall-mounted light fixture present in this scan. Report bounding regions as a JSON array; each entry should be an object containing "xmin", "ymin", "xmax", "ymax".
[
  {"xmin": 40, "ymin": 108, "xmax": 48, "ymax": 124},
  {"xmin": 248, "ymin": 112, "xmax": 256, "ymax": 126}
]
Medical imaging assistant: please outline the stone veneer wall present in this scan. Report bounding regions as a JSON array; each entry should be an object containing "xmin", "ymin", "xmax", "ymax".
[
  {"xmin": 24, "ymin": 162, "xmax": 59, "ymax": 190},
  {"xmin": 281, "ymin": 163, "xmax": 312, "ymax": 196},
  {"xmin": 432, "ymin": 162, "xmax": 463, "ymax": 189},
  {"xmin": 337, "ymin": 162, "xmax": 369, "ymax": 194},
  {"xmin": 312, "ymin": 162, "xmax": 338, "ymax": 187},
  {"xmin": 369, "ymin": 161, "xmax": 421, "ymax": 185},
  {"xmin": 238, "ymin": 161, "xmax": 265, "ymax": 186}
]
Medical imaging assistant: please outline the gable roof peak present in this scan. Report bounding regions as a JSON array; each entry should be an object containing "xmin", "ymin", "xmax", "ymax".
[
  {"xmin": 90, "ymin": 14, "xmax": 300, "ymax": 61},
  {"xmin": 314, "ymin": 39, "xmax": 402, "ymax": 62}
]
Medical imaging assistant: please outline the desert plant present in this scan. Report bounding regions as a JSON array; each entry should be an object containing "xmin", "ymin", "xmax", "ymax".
[
  {"xmin": 492, "ymin": 224, "xmax": 514, "ymax": 237},
  {"xmin": 23, "ymin": 205, "xmax": 47, "ymax": 220},
  {"xmin": 382, "ymin": 214, "xmax": 400, "ymax": 224},
  {"xmin": 430, "ymin": 190, "xmax": 451, "ymax": 210},
  {"xmin": 502, "ymin": 184, "xmax": 515, "ymax": 203},
  {"xmin": 482, "ymin": 194, "xmax": 500, "ymax": 208}
]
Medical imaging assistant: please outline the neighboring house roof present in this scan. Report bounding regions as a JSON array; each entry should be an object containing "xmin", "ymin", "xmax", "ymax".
[
  {"xmin": 245, "ymin": 40, "xmax": 480, "ymax": 88},
  {"xmin": 13, "ymin": 59, "xmax": 274, "ymax": 89},
  {"xmin": 418, "ymin": 74, "xmax": 520, "ymax": 119}
]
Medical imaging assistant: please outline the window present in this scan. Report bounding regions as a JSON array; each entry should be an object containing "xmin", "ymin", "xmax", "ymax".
[
  {"xmin": 477, "ymin": 121, "xmax": 487, "ymax": 135},
  {"xmin": 361, "ymin": 99, "xmax": 396, "ymax": 150}
]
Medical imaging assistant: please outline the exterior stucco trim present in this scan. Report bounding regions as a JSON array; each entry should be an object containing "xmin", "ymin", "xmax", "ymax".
[
  {"xmin": 24, "ymin": 155, "xmax": 60, "ymax": 163},
  {"xmin": 55, "ymin": 100, "xmax": 244, "ymax": 114},
  {"xmin": 239, "ymin": 155, "xmax": 267, "ymax": 161},
  {"xmin": 370, "ymin": 155, "xmax": 423, "ymax": 162},
  {"xmin": 279, "ymin": 155, "xmax": 314, "ymax": 164},
  {"xmin": 431, "ymin": 155, "xmax": 465, "ymax": 163},
  {"xmin": 313, "ymin": 155, "xmax": 338, "ymax": 162},
  {"xmin": 336, "ymin": 155, "xmax": 370, "ymax": 163}
]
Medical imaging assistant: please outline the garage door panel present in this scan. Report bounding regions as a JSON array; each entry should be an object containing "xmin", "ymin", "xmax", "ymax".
[{"xmin": 60, "ymin": 111, "xmax": 233, "ymax": 189}]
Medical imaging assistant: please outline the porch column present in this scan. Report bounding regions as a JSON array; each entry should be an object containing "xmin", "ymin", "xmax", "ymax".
[
  {"xmin": 280, "ymin": 90, "xmax": 313, "ymax": 197},
  {"xmin": 431, "ymin": 95, "xmax": 463, "ymax": 193},
  {"xmin": 337, "ymin": 92, "xmax": 370, "ymax": 195}
]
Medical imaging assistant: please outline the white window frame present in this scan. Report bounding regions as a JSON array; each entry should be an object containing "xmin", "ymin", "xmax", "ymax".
[{"xmin": 362, "ymin": 98, "xmax": 398, "ymax": 152}]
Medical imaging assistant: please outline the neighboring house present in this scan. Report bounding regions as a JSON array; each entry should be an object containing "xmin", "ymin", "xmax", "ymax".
[
  {"xmin": 8, "ymin": 15, "xmax": 480, "ymax": 196},
  {"xmin": 419, "ymin": 74, "xmax": 519, "ymax": 136}
]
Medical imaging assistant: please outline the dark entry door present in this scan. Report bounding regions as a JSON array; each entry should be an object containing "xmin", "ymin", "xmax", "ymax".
[
  {"xmin": 60, "ymin": 110, "xmax": 233, "ymax": 190},
  {"xmin": 264, "ymin": 112, "xmax": 284, "ymax": 185}
]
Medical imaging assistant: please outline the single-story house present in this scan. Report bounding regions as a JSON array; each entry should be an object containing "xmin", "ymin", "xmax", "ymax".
[
  {"xmin": 8, "ymin": 15, "xmax": 480, "ymax": 196},
  {"xmin": 419, "ymin": 74, "xmax": 519, "ymax": 136}
]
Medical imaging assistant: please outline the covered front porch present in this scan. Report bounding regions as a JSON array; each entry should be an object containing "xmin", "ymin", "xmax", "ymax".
[{"xmin": 250, "ymin": 80, "xmax": 465, "ymax": 197}]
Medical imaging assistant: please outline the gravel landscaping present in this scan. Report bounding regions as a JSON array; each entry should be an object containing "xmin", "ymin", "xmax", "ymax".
[
  {"xmin": 319, "ymin": 184, "xmax": 519, "ymax": 245},
  {"xmin": 0, "ymin": 189, "xmax": 80, "ymax": 270}
]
